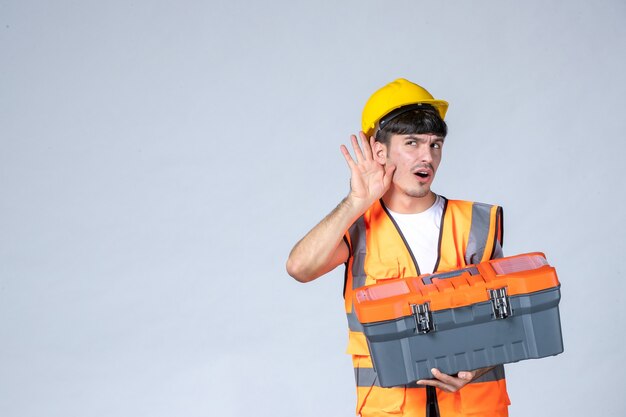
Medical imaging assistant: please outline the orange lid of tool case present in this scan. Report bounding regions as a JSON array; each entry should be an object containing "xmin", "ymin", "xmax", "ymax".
[{"xmin": 354, "ymin": 252, "xmax": 559, "ymax": 324}]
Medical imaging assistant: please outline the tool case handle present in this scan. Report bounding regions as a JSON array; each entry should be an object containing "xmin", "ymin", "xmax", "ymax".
[{"xmin": 421, "ymin": 266, "xmax": 479, "ymax": 285}]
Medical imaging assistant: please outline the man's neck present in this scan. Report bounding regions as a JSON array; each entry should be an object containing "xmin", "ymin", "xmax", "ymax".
[{"xmin": 382, "ymin": 191, "xmax": 437, "ymax": 214}]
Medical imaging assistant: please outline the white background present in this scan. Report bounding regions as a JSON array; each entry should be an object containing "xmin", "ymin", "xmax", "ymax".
[{"xmin": 1, "ymin": 1, "xmax": 625, "ymax": 416}]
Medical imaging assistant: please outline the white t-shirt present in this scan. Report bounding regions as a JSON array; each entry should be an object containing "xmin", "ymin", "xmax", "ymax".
[{"xmin": 386, "ymin": 194, "xmax": 444, "ymax": 275}]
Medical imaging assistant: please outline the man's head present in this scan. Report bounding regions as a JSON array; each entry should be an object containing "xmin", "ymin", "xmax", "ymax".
[{"xmin": 362, "ymin": 79, "xmax": 448, "ymax": 207}]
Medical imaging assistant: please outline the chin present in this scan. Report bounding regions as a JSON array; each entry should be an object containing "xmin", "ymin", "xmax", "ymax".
[{"xmin": 406, "ymin": 188, "xmax": 431, "ymax": 198}]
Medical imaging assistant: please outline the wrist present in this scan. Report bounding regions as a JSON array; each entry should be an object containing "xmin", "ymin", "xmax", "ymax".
[{"xmin": 343, "ymin": 194, "xmax": 374, "ymax": 216}]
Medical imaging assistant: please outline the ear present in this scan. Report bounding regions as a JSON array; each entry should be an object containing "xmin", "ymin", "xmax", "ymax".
[{"xmin": 372, "ymin": 141, "xmax": 387, "ymax": 164}]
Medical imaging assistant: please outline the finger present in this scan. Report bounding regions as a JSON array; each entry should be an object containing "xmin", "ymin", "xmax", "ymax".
[
  {"xmin": 429, "ymin": 368, "xmax": 474, "ymax": 393},
  {"xmin": 457, "ymin": 371, "xmax": 475, "ymax": 381},
  {"xmin": 358, "ymin": 131, "xmax": 373, "ymax": 160},
  {"xmin": 340, "ymin": 144, "xmax": 357, "ymax": 170},
  {"xmin": 416, "ymin": 378, "xmax": 455, "ymax": 393},
  {"xmin": 430, "ymin": 368, "xmax": 458, "ymax": 385},
  {"xmin": 382, "ymin": 163, "xmax": 396, "ymax": 189},
  {"xmin": 350, "ymin": 134, "xmax": 366, "ymax": 164},
  {"xmin": 432, "ymin": 368, "xmax": 467, "ymax": 392}
]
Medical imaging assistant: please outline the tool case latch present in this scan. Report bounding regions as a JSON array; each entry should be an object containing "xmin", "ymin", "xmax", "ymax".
[
  {"xmin": 489, "ymin": 287, "xmax": 512, "ymax": 319},
  {"xmin": 411, "ymin": 302, "xmax": 433, "ymax": 333}
]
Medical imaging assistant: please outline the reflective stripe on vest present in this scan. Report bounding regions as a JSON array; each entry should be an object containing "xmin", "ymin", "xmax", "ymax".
[{"xmin": 345, "ymin": 217, "xmax": 367, "ymax": 333}]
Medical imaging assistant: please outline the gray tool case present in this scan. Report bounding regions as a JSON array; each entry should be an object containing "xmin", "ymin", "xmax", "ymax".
[{"xmin": 353, "ymin": 253, "xmax": 564, "ymax": 388}]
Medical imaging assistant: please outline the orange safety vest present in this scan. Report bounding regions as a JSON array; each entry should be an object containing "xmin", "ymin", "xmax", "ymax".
[{"xmin": 344, "ymin": 198, "xmax": 510, "ymax": 417}]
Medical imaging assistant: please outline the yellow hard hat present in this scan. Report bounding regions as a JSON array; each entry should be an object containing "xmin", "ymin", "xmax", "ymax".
[{"xmin": 361, "ymin": 78, "xmax": 449, "ymax": 138}]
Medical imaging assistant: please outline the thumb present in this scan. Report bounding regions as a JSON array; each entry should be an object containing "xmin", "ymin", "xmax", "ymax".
[
  {"xmin": 382, "ymin": 163, "xmax": 396, "ymax": 187},
  {"xmin": 458, "ymin": 371, "xmax": 474, "ymax": 381}
]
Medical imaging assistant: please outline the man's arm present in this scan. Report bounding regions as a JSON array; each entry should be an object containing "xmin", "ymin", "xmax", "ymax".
[
  {"xmin": 286, "ymin": 132, "xmax": 396, "ymax": 283},
  {"xmin": 286, "ymin": 198, "xmax": 356, "ymax": 283}
]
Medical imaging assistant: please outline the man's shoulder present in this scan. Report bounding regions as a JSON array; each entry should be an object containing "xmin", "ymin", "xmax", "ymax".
[
  {"xmin": 442, "ymin": 198, "xmax": 503, "ymax": 223},
  {"xmin": 444, "ymin": 197, "xmax": 502, "ymax": 209}
]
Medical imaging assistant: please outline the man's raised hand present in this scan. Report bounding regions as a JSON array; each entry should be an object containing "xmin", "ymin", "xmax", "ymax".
[{"xmin": 340, "ymin": 131, "xmax": 396, "ymax": 213}]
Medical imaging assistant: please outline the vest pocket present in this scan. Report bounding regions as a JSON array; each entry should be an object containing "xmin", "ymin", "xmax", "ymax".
[
  {"xmin": 458, "ymin": 379, "xmax": 510, "ymax": 415},
  {"xmin": 358, "ymin": 385, "xmax": 407, "ymax": 416},
  {"xmin": 364, "ymin": 256, "xmax": 404, "ymax": 284}
]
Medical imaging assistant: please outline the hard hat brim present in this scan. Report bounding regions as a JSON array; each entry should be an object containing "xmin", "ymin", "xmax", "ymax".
[{"xmin": 365, "ymin": 99, "xmax": 449, "ymax": 138}]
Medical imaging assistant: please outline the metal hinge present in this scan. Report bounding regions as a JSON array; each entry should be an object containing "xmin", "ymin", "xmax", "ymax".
[
  {"xmin": 489, "ymin": 287, "xmax": 512, "ymax": 319},
  {"xmin": 411, "ymin": 302, "xmax": 433, "ymax": 333}
]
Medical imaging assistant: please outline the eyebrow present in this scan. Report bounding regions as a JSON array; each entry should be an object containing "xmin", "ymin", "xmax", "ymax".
[{"xmin": 404, "ymin": 135, "xmax": 445, "ymax": 142}]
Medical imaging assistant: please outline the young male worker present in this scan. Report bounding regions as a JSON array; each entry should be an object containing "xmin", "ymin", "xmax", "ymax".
[{"xmin": 286, "ymin": 79, "xmax": 509, "ymax": 417}]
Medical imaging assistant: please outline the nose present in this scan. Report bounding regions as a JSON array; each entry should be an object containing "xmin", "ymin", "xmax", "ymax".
[{"xmin": 419, "ymin": 144, "xmax": 434, "ymax": 163}]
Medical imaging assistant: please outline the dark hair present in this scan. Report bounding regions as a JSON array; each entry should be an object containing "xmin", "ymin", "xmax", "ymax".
[{"xmin": 375, "ymin": 104, "xmax": 447, "ymax": 145}]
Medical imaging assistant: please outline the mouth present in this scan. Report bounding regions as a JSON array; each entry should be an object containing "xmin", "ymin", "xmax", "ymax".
[{"xmin": 413, "ymin": 169, "xmax": 432, "ymax": 182}]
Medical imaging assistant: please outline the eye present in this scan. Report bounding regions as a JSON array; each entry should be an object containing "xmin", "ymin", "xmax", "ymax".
[
  {"xmin": 406, "ymin": 140, "xmax": 417, "ymax": 146},
  {"xmin": 431, "ymin": 142, "xmax": 442, "ymax": 149}
]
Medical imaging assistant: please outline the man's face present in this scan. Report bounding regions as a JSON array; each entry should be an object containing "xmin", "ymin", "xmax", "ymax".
[{"xmin": 378, "ymin": 133, "xmax": 444, "ymax": 199}]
